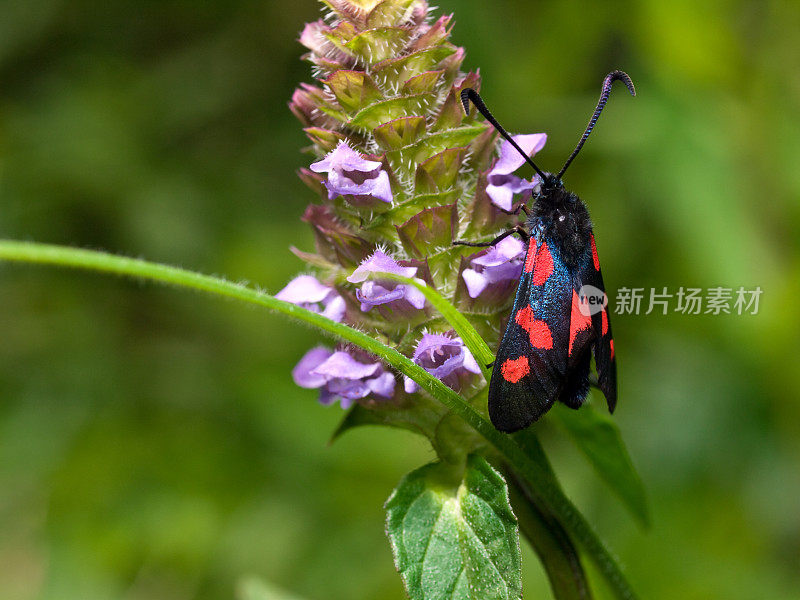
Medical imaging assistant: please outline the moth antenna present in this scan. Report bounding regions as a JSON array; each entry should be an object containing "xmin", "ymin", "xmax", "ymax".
[
  {"xmin": 461, "ymin": 88, "xmax": 547, "ymax": 181},
  {"xmin": 557, "ymin": 70, "xmax": 636, "ymax": 179}
]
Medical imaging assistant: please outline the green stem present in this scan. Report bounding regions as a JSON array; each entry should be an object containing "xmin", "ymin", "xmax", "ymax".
[
  {"xmin": 506, "ymin": 467, "xmax": 593, "ymax": 600},
  {"xmin": 0, "ymin": 240, "xmax": 637, "ymax": 600}
]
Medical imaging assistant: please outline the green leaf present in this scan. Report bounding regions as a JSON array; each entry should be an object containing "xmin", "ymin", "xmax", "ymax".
[
  {"xmin": 413, "ymin": 164, "xmax": 439, "ymax": 195},
  {"xmin": 552, "ymin": 402, "xmax": 650, "ymax": 528},
  {"xmin": 321, "ymin": 20, "xmax": 358, "ymax": 52},
  {"xmin": 386, "ymin": 455, "xmax": 522, "ymax": 600}
]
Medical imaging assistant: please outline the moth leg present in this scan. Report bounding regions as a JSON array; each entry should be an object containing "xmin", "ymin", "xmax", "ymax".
[
  {"xmin": 453, "ymin": 224, "xmax": 529, "ymax": 248},
  {"xmin": 495, "ymin": 202, "xmax": 529, "ymax": 217}
]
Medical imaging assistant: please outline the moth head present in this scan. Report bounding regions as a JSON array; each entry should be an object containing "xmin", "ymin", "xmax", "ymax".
[{"xmin": 540, "ymin": 174, "xmax": 564, "ymax": 194}]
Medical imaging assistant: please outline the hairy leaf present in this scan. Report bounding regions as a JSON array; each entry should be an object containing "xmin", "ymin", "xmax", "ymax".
[{"xmin": 386, "ymin": 455, "xmax": 522, "ymax": 600}]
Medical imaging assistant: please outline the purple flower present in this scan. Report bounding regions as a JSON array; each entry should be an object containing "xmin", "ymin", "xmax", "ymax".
[
  {"xmin": 292, "ymin": 347, "xmax": 395, "ymax": 409},
  {"xmin": 461, "ymin": 235, "xmax": 526, "ymax": 299},
  {"xmin": 276, "ymin": 275, "xmax": 346, "ymax": 322},
  {"xmin": 310, "ymin": 141, "xmax": 393, "ymax": 204},
  {"xmin": 404, "ymin": 333, "xmax": 482, "ymax": 394},
  {"xmin": 347, "ymin": 250, "xmax": 426, "ymax": 313},
  {"xmin": 486, "ymin": 133, "xmax": 547, "ymax": 211}
]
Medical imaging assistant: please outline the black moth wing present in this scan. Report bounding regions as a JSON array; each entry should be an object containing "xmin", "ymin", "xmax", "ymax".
[
  {"xmin": 578, "ymin": 235, "xmax": 617, "ymax": 412},
  {"xmin": 487, "ymin": 235, "xmax": 572, "ymax": 432},
  {"xmin": 560, "ymin": 253, "xmax": 595, "ymax": 410}
]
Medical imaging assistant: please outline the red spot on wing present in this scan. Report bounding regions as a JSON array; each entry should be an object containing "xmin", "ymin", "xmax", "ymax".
[
  {"xmin": 523, "ymin": 239, "xmax": 537, "ymax": 273},
  {"xmin": 515, "ymin": 304, "xmax": 554, "ymax": 349},
  {"xmin": 532, "ymin": 242, "xmax": 554, "ymax": 285},
  {"xmin": 529, "ymin": 320, "xmax": 554, "ymax": 350},
  {"xmin": 590, "ymin": 235, "xmax": 600, "ymax": 271},
  {"xmin": 569, "ymin": 290, "xmax": 593, "ymax": 356},
  {"xmin": 601, "ymin": 309, "xmax": 609, "ymax": 336},
  {"xmin": 609, "ymin": 339, "xmax": 615, "ymax": 360},
  {"xmin": 501, "ymin": 356, "xmax": 530, "ymax": 383}
]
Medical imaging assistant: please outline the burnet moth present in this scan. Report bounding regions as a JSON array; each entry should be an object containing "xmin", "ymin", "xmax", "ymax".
[{"xmin": 457, "ymin": 71, "xmax": 635, "ymax": 433}]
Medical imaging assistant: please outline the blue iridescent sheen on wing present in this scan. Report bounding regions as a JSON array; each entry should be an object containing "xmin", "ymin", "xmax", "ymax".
[{"xmin": 488, "ymin": 232, "xmax": 571, "ymax": 432}]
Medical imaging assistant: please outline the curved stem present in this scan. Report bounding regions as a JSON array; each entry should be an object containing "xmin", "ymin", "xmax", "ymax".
[
  {"xmin": 506, "ymin": 467, "xmax": 592, "ymax": 600},
  {"xmin": 0, "ymin": 239, "xmax": 637, "ymax": 600}
]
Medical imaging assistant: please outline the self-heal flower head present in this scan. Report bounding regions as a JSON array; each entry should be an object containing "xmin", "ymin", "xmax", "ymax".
[
  {"xmin": 462, "ymin": 235, "xmax": 526, "ymax": 299},
  {"xmin": 276, "ymin": 275, "xmax": 346, "ymax": 322},
  {"xmin": 292, "ymin": 347, "xmax": 395, "ymax": 409},
  {"xmin": 292, "ymin": 1, "xmax": 523, "ymax": 430},
  {"xmin": 347, "ymin": 250, "xmax": 426, "ymax": 313},
  {"xmin": 310, "ymin": 141, "xmax": 393, "ymax": 204},
  {"xmin": 404, "ymin": 333, "xmax": 481, "ymax": 394},
  {"xmin": 486, "ymin": 133, "xmax": 547, "ymax": 211}
]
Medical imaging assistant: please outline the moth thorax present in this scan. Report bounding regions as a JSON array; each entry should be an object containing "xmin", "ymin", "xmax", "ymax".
[{"xmin": 530, "ymin": 186, "xmax": 593, "ymax": 267}]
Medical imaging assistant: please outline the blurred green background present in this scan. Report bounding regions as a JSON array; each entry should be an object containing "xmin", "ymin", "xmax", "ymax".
[{"xmin": 1, "ymin": 1, "xmax": 799, "ymax": 598}]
